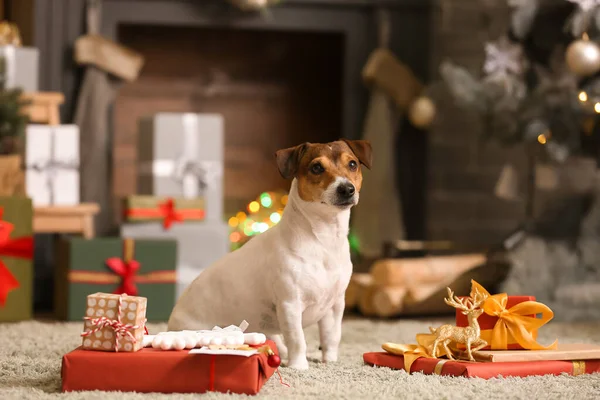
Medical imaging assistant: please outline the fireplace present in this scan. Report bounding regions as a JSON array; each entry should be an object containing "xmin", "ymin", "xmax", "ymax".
[{"xmin": 114, "ymin": 24, "xmax": 344, "ymax": 217}]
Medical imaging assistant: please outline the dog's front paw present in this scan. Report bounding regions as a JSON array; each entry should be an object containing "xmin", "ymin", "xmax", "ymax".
[
  {"xmin": 322, "ymin": 349, "xmax": 338, "ymax": 363},
  {"xmin": 287, "ymin": 357, "xmax": 309, "ymax": 370}
]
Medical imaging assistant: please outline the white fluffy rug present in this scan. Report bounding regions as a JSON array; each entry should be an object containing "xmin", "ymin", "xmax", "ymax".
[{"xmin": 1, "ymin": 317, "xmax": 600, "ymax": 399}]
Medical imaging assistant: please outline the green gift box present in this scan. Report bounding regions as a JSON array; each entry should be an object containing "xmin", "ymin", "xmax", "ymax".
[
  {"xmin": 55, "ymin": 237, "xmax": 177, "ymax": 321},
  {"xmin": 0, "ymin": 196, "xmax": 34, "ymax": 322}
]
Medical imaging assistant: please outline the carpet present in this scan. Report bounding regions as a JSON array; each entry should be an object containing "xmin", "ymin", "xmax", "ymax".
[{"xmin": 1, "ymin": 317, "xmax": 600, "ymax": 399}]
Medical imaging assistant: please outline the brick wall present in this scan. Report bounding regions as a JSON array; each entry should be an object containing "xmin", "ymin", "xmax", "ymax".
[{"xmin": 426, "ymin": 0, "xmax": 527, "ymax": 246}]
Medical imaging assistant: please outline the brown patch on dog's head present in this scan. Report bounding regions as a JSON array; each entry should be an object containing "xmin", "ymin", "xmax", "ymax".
[{"xmin": 275, "ymin": 139, "xmax": 372, "ymax": 207}]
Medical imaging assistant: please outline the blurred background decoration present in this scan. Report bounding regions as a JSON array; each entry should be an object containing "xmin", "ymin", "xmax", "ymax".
[
  {"xmin": 228, "ymin": 190, "xmax": 287, "ymax": 251},
  {"xmin": 1, "ymin": 0, "xmax": 600, "ymax": 324}
]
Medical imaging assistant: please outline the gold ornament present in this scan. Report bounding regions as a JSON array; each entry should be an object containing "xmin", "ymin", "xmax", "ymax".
[
  {"xmin": 408, "ymin": 96, "xmax": 436, "ymax": 129},
  {"xmin": 565, "ymin": 35, "xmax": 600, "ymax": 77},
  {"xmin": 429, "ymin": 287, "xmax": 488, "ymax": 361}
]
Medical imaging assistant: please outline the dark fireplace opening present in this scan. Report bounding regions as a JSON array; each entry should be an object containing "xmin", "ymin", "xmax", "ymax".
[{"xmin": 114, "ymin": 24, "xmax": 345, "ymax": 219}]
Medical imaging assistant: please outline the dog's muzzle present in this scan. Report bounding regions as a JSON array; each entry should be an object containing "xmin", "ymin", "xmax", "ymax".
[{"xmin": 334, "ymin": 182, "xmax": 356, "ymax": 207}]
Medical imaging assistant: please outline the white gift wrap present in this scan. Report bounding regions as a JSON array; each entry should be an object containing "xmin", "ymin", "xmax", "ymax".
[
  {"xmin": 25, "ymin": 124, "xmax": 80, "ymax": 206},
  {"xmin": 120, "ymin": 221, "xmax": 229, "ymax": 300},
  {"xmin": 137, "ymin": 113, "xmax": 224, "ymax": 221},
  {"xmin": 0, "ymin": 46, "xmax": 39, "ymax": 91}
]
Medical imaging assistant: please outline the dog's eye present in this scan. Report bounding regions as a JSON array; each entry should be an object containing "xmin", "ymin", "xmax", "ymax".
[
  {"xmin": 348, "ymin": 160, "xmax": 358, "ymax": 171},
  {"xmin": 310, "ymin": 163, "xmax": 324, "ymax": 175}
]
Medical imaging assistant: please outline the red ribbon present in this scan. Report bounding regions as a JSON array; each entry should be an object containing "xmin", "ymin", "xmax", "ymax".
[
  {"xmin": 159, "ymin": 199, "xmax": 183, "ymax": 229},
  {"xmin": 125, "ymin": 198, "xmax": 205, "ymax": 230},
  {"xmin": 0, "ymin": 208, "xmax": 34, "ymax": 307},
  {"xmin": 105, "ymin": 257, "xmax": 140, "ymax": 296},
  {"xmin": 209, "ymin": 355, "xmax": 216, "ymax": 391}
]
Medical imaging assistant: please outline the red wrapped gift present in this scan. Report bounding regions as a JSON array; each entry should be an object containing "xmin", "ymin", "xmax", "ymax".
[
  {"xmin": 62, "ymin": 340, "xmax": 279, "ymax": 395},
  {"xmin": 455, "ymin": 281, "xmax": 557, "ymax": 350},
  {"xmin": 363, "ymin": 352, "xmax": 600, "ymax": 379},
  {"xmin": 455, "ymin": 295, "xmax": 536, "ymax": 350}
]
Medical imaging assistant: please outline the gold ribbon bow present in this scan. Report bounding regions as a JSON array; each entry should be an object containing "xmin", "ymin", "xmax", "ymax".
[
  {"xmin": 471, "ymin": 280, "xmax": 558, "ymax": 350},
  {"xmin": 382, "ymin": 333, "xmax": 449, "ymax": 372}
]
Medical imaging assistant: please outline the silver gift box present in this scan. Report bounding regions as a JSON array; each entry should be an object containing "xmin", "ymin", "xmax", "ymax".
[
  {"xmin": 121, "ymin": 221, "xmax": 230, "ymax": 300},
  {"xmin": 0, "ymin": 46, "xmax": 39, "ymax": 91},
  {"xmin": 137, "ymin": 113, "xmax": 224, "ymax": 222}
]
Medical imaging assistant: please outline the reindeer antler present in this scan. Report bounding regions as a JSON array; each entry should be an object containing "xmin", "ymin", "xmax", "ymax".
[
  {"xmin": 443, "ymin": 287, "xmax": 472, "ymax": 311},
  {"xmin": 470, "ymin": 288, "xmax": 488, "ymax": 309}
]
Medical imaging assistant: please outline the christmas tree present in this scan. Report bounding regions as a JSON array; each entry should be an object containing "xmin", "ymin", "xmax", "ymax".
[
  {"xmin": 439, "ymin": 0, "xmax": 600, "ymax": 220},
  {"xmin": 0, "ymin": 55, "xmax": 29, "ymax": 155}
]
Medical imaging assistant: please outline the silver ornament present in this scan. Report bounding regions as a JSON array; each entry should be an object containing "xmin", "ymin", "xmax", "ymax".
[{"xmin": 565, "ymin": 38, "xmax": 600, "ymax": 77}]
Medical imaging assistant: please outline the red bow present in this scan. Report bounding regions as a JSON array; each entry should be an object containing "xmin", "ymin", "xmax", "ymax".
[
  {"xmin": 0, "ymin": 208, "xmax": 34, "ymax": 307},
  {"xmin": 159, "ymin": 198, "xmax": 183, "ymax": 230},
  {"xmin": 105, "ymin": 257, "xmax": 140, "ymax": 296}
]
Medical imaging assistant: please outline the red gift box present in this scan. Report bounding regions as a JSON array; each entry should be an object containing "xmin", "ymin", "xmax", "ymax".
[
  {"xmin": 363, "ymin": 352, "xmax": 600, "ymax": 378},
  {"xmin": 455, "ymin": 295, "xmax": 536, "ymax": 350},
  {"xmin": 62, "ymin": 340, "xmax": 279, "ymax": 395}
]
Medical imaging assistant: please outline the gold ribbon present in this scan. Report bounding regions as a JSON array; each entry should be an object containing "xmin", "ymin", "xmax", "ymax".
[
  {"xmin": 433, "ymin": 359, "xmax": 449, "ymax": 375},
  {"xmin": 68, "ymin": 270, "xmax": 177, "ymax": 284},
  {"xmin": 382, "ymin": 333, "xmax": 450, "ymax": 372},
  {"xmin": 572, "ymin": 361, "xmax": 586, "ymax": 376},
  {"xmin": 470, "ymin": 280, "xmax": 558, "ymax": 350}
]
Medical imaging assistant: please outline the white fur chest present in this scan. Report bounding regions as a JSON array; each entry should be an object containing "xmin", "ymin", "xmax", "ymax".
[{"xmin": 296, "ymin": 237, "xmax": 352, "ymax": 326}]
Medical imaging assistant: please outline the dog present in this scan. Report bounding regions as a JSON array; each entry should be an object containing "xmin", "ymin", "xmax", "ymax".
[{"xmin": 167, "ymin": 139, "xmax": 372, "ymax": 370}]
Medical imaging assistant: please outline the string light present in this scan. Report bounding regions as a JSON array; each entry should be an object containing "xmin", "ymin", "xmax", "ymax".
[
  {"xmin": 229, "ymin": 191, "xmax": 288, "ymax": 250},
  {"xmin": 537, "ymin": 134, "xmax": 547, "ymax": 144},
  {"xmin": 594, "ymin": 102, "xmax": 600, "ymax": 113},
  {"xmin": 579, "ymin": 91, "xmax": 588, "ymax": 102},
  {"xmin": 248, "ymin": 201, "xmax": 260, "ymax": 213},
  {"xmin": 260, "ymin": 193, "xmax": 273, "ymax": 208},
  {"xmin": 270, "ymin": 212, "xmax": 281, "ymax": 223},
  {"xmin": 228, "ymin": 217, "xmax": 239, "ymax": 227}
]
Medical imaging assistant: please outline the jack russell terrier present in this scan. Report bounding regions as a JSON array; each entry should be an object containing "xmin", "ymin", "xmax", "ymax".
[{"xmin": 168, "ymin": 139, "xmax": 372, "ymax": 370}]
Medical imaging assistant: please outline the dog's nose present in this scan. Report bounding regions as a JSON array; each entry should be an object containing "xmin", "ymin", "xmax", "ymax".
[{"xmin": 337, "ymin": 182, "xmax": 356, "ymax": 198}]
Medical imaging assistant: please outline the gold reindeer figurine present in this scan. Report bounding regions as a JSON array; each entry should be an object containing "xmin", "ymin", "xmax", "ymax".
[{"xmin": 429, "ymin": 287, "xmax": 488, "ymax": 361}]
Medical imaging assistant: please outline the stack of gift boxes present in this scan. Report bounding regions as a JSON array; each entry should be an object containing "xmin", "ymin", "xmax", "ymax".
[
  {"xmin": 60, "ymin": 292, "xmax": 281, "ymax": 394},
  {"xmin": 0, "ymin": 37, "xmax": 39, "ymax": 322},
  {"xmin": 2, "ymin": 91, "xmax": 230, "ymax": 321},
  {"xmin": 122, "ymin": 113, "xmax": 229, "ymax": 298},
  {"xmin": 54, "ymin": 112, "xmax": 229, "ymax": 322},
  {"xmin": 363, "ymin": 280, "xmax": 600, "ymax": 378}
]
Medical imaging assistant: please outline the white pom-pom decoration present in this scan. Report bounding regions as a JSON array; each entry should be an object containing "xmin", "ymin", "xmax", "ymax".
[
  {"xmin": 173, "ymin": 336, "xmax": 186, "ymax": 350},
  {"xmin": 244, "ymin": 333, "xmax": 266, "ymax": 345},
  {"xmin": 160, "ymin": 336, "xmax": 174, "ymax": 350},
  {"xmin": 184, "ymin": 335, "xmax": 197, "ymax": 349},
  {"xmin": 142, "ymin": 321, "xmax": 267, "ymax": 351}
]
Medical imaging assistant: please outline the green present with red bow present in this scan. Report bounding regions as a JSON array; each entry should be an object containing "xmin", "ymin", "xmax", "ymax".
[
  {"xmin": 0, "ymin": 197, "xmax": 34, "ymax": 322},
  {"xmin": 55, "ymin": 237, "xmax": 177, "ymax": 321},
  {"xmin": 123, "ymin": 196, "xmax": 205, "ymax": 229}
]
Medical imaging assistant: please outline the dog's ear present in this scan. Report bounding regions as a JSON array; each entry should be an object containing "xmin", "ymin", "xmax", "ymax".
[
  {"xmin": 275, "ymin": 143, "xmax": 309, "ymax": 180},
  {"xmin": 342, "ymin": 139, "xmax": 372, "ymax": 169}
]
